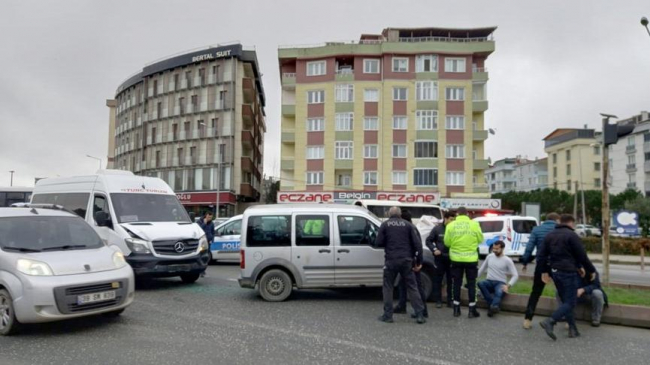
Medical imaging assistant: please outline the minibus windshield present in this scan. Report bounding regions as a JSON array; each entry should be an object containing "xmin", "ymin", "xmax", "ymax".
[{"xmin": 111, "ymin": 193, "xmax": 191, "ymax": 223}]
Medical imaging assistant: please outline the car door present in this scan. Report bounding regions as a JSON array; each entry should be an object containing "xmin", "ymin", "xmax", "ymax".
[
  {"xmin": 213, "ymin": 219, "xmax": 242, "ymax": 254},
  {"xmin": 291, "ymin": 213, "xmax": 335, "ymax": 287},
  {"xmin": 334, "ymin": 214, "xmax": 384, "ymax": 286},
  {"xmin": 91, "ymin": 194, "xmax": 124, "ymax": 250}
]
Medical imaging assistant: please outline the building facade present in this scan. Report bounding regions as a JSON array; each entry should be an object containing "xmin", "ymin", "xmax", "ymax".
[
  {"xmin": 608, "ymin": 111, "xmax": 650, "ymax": 195},
  {"xmin": 278, "ymin": 27, "xmax": 496, "ymax": 203},
  {"xmin": 486, "ymin": 158, "xmax": 518, "ymax": 194},
  {"xmin": 514, "ymin": 158, "xmax": 548, "ymax": 192},
  {"xmin": 544, "ymin": 128, "xmax": 601, "ymax": 193},
  {"xmin": 110, "ymin": 44, "xmax": 266, "ymax": 217}
]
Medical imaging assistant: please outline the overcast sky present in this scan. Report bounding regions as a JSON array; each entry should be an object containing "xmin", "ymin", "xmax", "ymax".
[{"xmin": 1, "ymin": 0, "xmax": 649, "ymax": 187}]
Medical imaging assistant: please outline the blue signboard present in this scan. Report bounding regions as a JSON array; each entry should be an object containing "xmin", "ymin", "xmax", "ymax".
[{"xmin": 614, "ymin": 211, "xmax": 639, "ymax": 236}]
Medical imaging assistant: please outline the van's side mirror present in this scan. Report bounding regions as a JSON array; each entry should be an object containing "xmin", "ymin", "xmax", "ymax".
[{"xmin": 95, "ymin": 211, "xmax": 113, "ymax": 229}]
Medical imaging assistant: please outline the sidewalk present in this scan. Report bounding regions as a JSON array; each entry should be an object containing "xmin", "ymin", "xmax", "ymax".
[{"xmin": 587, "ymin": 253, "xmax": 648, "ymax": 265}]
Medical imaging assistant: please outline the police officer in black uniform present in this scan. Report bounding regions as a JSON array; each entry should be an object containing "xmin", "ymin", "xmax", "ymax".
[
  {"xmin": 426, "ymin": 210, "xmax": 456, "ymax": 308},
  {"xmin": 375, "ymin": 206, "xmax": 426, "ymax": 324}
]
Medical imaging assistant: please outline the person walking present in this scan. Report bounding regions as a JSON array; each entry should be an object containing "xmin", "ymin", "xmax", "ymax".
[
  {"xmin": 444, "ymin": 207, "xmax": 484, "ymax": 318},
  {"xmin": 394, "ymin": 210, "xmax": 429, "ymax": 318},
  {"xmin": 197, "ymin": 211, "xmax": 215, "ymax": 277},
  {"xmin": 425, "ymin": 211, "xmax": 456, "ymax": 308},
  {"xmin": 375, "ymin": 206, "xmax": 426, "ymax": 324},
  {"xmin": 537, "ymin": 214, "xmax": 597, "ymax": 340},
  {"xmin": 521, "ymin": 212, "xmax": 560, "ymax": 329},
  {"xmin": 477, "ymin": 240, "xmax": 519, "ymax": 317}
]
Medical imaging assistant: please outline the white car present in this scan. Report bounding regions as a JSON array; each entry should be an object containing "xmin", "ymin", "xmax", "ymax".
[
  {"xmin": 576, "ymin": 224, "xmax": 602, "ymax": 237},
  {"xmin": 474, "ymin": 215, "xmax": 538, "ymax": 257},
  {"xmin": 210, "ymin": 215, "xmax": 243, "ymax": 263}
]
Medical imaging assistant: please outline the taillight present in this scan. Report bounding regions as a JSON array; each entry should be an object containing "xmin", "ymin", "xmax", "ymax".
[{"xmin": 240, "ymin": 249, "xmax": 245, "ymax": 269}]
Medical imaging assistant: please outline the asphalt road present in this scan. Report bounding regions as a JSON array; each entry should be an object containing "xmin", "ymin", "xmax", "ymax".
[
  {"xmin": 521, "ymin": 262, "xmax": 650, "ymax": 286},
  {"xmin": 1, "ymin": 264, "xmax": 649, "ymax": 365}
]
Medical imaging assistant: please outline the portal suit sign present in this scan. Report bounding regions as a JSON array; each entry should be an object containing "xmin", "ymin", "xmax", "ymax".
[{"xmin": 614, "ymin": 211, "xmax": 639, "ymax": 236}]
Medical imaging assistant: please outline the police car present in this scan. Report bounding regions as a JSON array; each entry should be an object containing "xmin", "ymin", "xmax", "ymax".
[
  {"xmin": 210, "ymin": 215, "xmax": 242, "ymax": 263},
  {"xmin": 474, "ymin": 215, "xmax": 538, "ymax": 257}
]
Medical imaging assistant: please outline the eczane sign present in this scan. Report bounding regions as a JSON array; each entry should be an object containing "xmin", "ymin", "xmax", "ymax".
[{"xmin": 277, "ymin": 191, "xmax": 440, "ymax": 204}]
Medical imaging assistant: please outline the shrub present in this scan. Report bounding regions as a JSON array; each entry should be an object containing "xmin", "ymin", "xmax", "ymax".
[{"xmin": 581, "ymin": 236, "xmax": 650, "ymax": 256}]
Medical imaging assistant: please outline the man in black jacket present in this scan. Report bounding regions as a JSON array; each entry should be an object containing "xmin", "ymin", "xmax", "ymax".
[
  {"xmin": 394, "ymin": 210, "xmax": 428, "ymax": 318},
  {"xmin": 375, "ymin": 206, "xmax": 426, "ymax": 324},
  {"xmin": 537, "ymin": 214, "xmax": 596, "ymax": 340},
  {"xmin": 425, "ymin": 211, "xmax": 456, "ymax": 308}
]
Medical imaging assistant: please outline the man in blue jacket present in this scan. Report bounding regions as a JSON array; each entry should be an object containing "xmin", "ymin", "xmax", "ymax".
[{"xmin": 521, "ymin": 212, "xmax": 560, "ymax": 329}]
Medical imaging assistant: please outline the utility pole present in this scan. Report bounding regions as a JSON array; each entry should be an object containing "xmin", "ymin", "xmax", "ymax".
[
  {"xmin": 9, "ymin": 170, "xmax": 15, "ymax": 187},
  {"xmin": 601, "ymin": 116, "xmax": 612, "ymax": 286},
  {"xmin": 573, "ymin": 181, "xmax": 578, "ymax": 218},
  {"xmin": 581, "ymin": 186, "xmax": 587, "ymax": 224}
]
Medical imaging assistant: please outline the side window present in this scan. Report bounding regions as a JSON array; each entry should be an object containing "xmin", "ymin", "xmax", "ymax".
[
  {"xmin": 93, "ymin": 195, "xmax": 110, "ymax": 217},
  {"xmin": 246, "ymin": 215, "xmax": 291, "ymax": 247},
  {"xmin": 296, "ymin": 215, "xmax": 330, "ymax": 246},
  {"xmin": 338, "ymin": 216, "xmax": 378, "ymax": 246},
  {"xmin": 219, "ymin": 220, "xmax": 242, "ymax": 236},
  {"xmin": 31, "ymin": 193, "xmax": 89, "ymax": 218}
]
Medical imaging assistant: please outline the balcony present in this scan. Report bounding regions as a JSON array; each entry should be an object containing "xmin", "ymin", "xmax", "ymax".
[
  {"xmin": 241, "ymin": 130, "xmax": 254, "ymax": 146},
  {"xmin": 473, "ymin": 159, "xmax": 489, "ymax": 170},
  {"xmin": 473, "ymin": 183, "xmax": 489, "ymax": 193},
  {"xmin": 473, "ymin": 130, "xmax": 488, "ymax": 141},
  {"xmin": 627, "ymin": 182, "xmax": 637, "ymax": 189},
  {"xmin": 282, "ymin": 73, "xmax": 296, "ymax": 87},
  {"xmin": 241, "ymin": 156, "xmax": 254, "ymax": 172},
  {"xmin": 472, "ymin": 67, "xmax": 488, "ymax": 82},
  {"xmin": 644, "ymin": 141, "xmax": 650, "ymax": 153},
  {"xmin": 472, "ymin": 100, "xmax": 488, "ymax": 112},
  {"xmin": 626, "ymin": 145, "xmax": 636, "ymax": 154},
  {"xmin": 240, "ymin": 183, "xmax": 256, "ymax": 197},
  {"xmin": 281, "ymin": 159, "xmax": 294, "ymax": 170},
  {"xmin": 335, "ymin": 69, "xmax": 354, "ymax": 81},
  {"xmin": 281, "ymin": 130, "xmax": 295, "ymax": 143},
  {"xmin": 282, "ymin": 104, "xmax": 295, "ymax": 116},
  {"xmin": 626, "ymin": 163, "xmax": 637, "ymax": 172}
]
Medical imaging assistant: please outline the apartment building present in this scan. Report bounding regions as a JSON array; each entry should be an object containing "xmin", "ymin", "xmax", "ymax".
[
  {"xmin": 544, "ymin": 128, "xmax": 601, "ymax": 192},
  {"xmin": 514, "ymin": 158, "xmax": 548, "ymax": 192},
  {"xmin": 486, "ymin": 158, "xmax": 518, "ymax": 194},
  {"xmin": 608, "ymin": 111, "xmax": 650, "ymax": 195},
  {"xmin": 109, "ymin": 44, "xmax": 266, "ymax": 216},
  {"xmin": 277, "ymin": 27, "xmax": 496, "ymax": 203}
]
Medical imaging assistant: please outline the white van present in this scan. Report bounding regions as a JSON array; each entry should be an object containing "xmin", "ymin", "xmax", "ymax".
[
  {"xmin": 239, "ymin": 204, "xmax": 439, "ymax": 302},
  {"xmin": 474, "ymin": 215, "xmax": 538, "ymax": 257},
  {"xmin": 353, "ymin": 200, "xmax": 443, "ymax": 224},
  {"xmin": 31, "ymin": 170, "xmax": 210, "ymax": 283}
]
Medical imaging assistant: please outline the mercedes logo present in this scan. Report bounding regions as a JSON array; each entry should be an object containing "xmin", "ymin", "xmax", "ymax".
[{"xmin": 174, "ymin": 241, "xmax": 185, "ymax": 253}]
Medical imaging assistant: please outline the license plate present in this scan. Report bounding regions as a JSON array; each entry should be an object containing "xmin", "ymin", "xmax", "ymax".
[
  {"xmin": 77, "ymin": 290, "xmax": 116, "ymax": 305},
  {"xmin": 167, "ymin": 264, "xmax": 191, "ymax": 272}
]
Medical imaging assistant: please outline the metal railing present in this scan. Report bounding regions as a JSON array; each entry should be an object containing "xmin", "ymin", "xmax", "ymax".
[
  {"xmin": 282, "ymin": 72, "xmax": 296, "ymax": 78},
  {"xmin": 278, "ymin": 36, "xmax": 491, "ymax": 50},
  {"xmin": 399, "ymin": 36, "xmax": 492, "ymax": 43},
  {"xmin": 472, "ymin": 67, "xmax": 488, "ymax": 73},
  {"xmin": 335, "ymin": 69, "xmax": 354, "ymax": 75}
]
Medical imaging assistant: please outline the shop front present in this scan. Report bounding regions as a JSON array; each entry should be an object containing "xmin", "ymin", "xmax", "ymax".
[{"xmin": 177, "ymin": 191, "xmax": 237, "ymax": 220}]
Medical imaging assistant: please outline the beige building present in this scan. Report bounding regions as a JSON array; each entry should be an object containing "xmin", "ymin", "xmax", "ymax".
[
  {"xmin": 110, "ymin": 44, "xmax": 266, "ymax": 216},
  {"xmin": 544, "ymin": 128, "xmax": 602, "ymax": 192}
]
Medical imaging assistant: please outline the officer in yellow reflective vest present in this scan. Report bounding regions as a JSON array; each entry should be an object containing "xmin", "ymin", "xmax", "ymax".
[{"xmin": 444, "ymin": 207, "xmax": 484, "ymax": 318}]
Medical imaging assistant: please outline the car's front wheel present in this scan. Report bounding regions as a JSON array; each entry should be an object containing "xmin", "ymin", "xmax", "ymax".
[
  {"xmin": 259, "ymin": 269, "xmax": 293, "ymax": 302},
  {"xmin": 0, "ymin": 289, "xmax": 19, "ymax": 336}
]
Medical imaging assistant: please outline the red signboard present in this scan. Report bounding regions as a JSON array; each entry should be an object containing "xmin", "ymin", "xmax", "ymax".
[
  {"xmin": 176, "ymin": 192, "xmax": 236, "ymax": 205},
  {"xmin": 277, "ymin": 192, "xmax": 334, "ymax": 203},
  {"xmin": 277, "ymin": 191, "xmax": 440, "ymax": 204}
]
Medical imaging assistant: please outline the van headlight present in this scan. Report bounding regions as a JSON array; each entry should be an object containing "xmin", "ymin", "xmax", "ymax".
[
  {"xmin": 17, "ymin": 259, "xmax": 54, "ymax": 276},
  {"xmin": 125, "ymin": 238, "xmax": 151, "ymax": 254},
  {"xmin": 113, "ymin": 251, "xmax": 127, "ymax": 268},
  {"xmin": 199, "ymin": 235, "xmax": 209, "ymax": 252}
]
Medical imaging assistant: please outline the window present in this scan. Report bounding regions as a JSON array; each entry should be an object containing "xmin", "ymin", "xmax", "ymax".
[
  {"xmin": 364, "ymin": 145, "xmax": 378, "ymax": 158},
  {"xmin": 553, "ymin": 153, "xmax": 557, "ymax": 164},
  {"xmin": 594, "ymin": 162, "xmax": 601, "ymax": 171},
  {"xmin": 364, "ymin": 89, "xmax": 379, "ymax": 102},
  {"xmin": 628, "ymin": 154, "xmax": 635, "ymax": 164},
  {"xmin": 307, "ymin": 90, "xmax": 325, "ymax": 104},
  {"xmin": 92, "ymin": 195, "xmax": 110, "ymax": 222},
  {"xmin": 307, "ymin": 118, "xmax": 324, "ymax": 131},
  {"xmin": 306, "ymin": 172, "xmax": 324, "ymax": 185},
  {"xmin": 364, "ymin": 172, "xmax": 378, "ymax": 185},
  {"xmin": 628, "ymin": 136, "xmax": 635, "ymax": 146},
  {"xmin": 444, "ymin": 57, "xmax": 466, "ymax": 73},
  {"xmin": 363, "ymin": 117, "xmax": 378, "ymax": 130},
  {"xmin": 513, "ymin": 220, "xmax": 537, "ymax": 234},
  {"xmin": 392, "ymin": 172, "xmax": 407, "ymax": 185},
  {"xmin": 445, "ymin": 116, "xmax": 465, "ymax": 130},
  {"xmin": 553, "ymin": 167, "xmax": 557, "ymax": 177},
  {"xmin": 479, "ymin": 221, "xmax": 504, "ymax": 233},
  {"xmin": 392, "ymin": 116, "xmax": 407, "ymax": 130},
  {"xmin": 594, "ymin": 178, "xmax": 601, "ymax": 188},
  {"xmin": 335, "ymin": 113, "xmax": 354, "ymax": 131},
  {"xmin": 296, "ymin": 215, "xmax": 330, "ymax": 246},
  {"xmin": 415, "ymin": 141, "xmax": 437, "ymax": 158},
  {"xmin": 307, "ymin": 61, "xmax": 326, "ymax": 76},
  {"xmin": 567, "ymin": 164, "xmax": 571, "ymax": 175},
  {"xmin": 335, "ymin": 84, "xmax": 354, "ymax": 102},
  {"xmin": 445, "ymin": 87, "xmax": 465, "ymax": 101},
  {"xmin": 31, "ymin": 193, "xmax": 90, "ymax": 218},
  {"xmin": 416, "ymin": 110, "xmax": 437, "ymax": 130},
  {"xmin": 629, "ymin": 173, "xmax": 635, "ymax": 183},
  {"xmin": 566, "ymin": 150, "xmax": 571, "ymax": 160},
  {"xmin": 567, "ymin": 180, "xmax": 572, "ymax": 191},
  {"xmin": 416, "ymin": 54, "xmax": 438, "ymax": 72},
  {"xmin": 306, "ymin": 146, "xmax": 324, "ymax": 159},
  {"xmin": 393, "ymin": 87, "xmax": 407, "ymax": 101},
  {"xmin": 337, "ymin": 174, "xmax": 352, "ymax": 187},
  {"xmin": 392, "ymin": 144, "xmax": 407, "ymax": 158},
  {"xmin": 246, "ymin": 216, "xmax": 291, "ymax": 247},
  {"xmin": 416, "ymin": 81, "xmax": 437, "ymax": 101},
  {"xmin": 446, "ymin": 145, "xmax": 465, "ymax": 159},
  {"xmin": 335, "ymin": 141, "xmax": 353, "ymax": 160},
  {"xmin": 646, "ymin": 152, "xmax": 650, "ymax": 161},
  {"xmin": 392, "ymin": 57, "xmax": 408, "ymax": 72},
  {"xmin": 594, "ymin": 146, "xmax": 601, "ymax": 155},
  {"xmin": 216, "ymin": 219, "xmax": 242, "ymax": 236},
  {"xmin": 363, "ymin": 59, "xmax": 380, "ymax": 74},
  {"xmin": 338, "ymin": 216, "xmax": 379, "ymax": 246},
  {"xmin": 414, "ymin": 169, "xmax": 438, "ymax": 186},
  {"xmin": 446, "ymin": 172, "xmax": 465, "ymax": 186}
]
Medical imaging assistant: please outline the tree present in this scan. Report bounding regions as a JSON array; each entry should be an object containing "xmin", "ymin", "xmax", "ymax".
[{"xmin": 624, "ymin": 196, "xmax": 650, "ymax": 237}]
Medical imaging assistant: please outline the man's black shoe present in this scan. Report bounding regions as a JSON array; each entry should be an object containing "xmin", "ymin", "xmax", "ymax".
[
  {"xmin": 435, "ymin": 302, "xmax": 443, "ymax": 309},
  {"xmin": 378, "ymin": 315, "xmax": 394, "ymax": 323},
  {"xmin": 453, "ymin": 304, "xmax": 461, "ymax": 317},
  {"xmin": 468, "ymin": 306, "xmax": 480, "ymax": 318},
  {"xmin": 487, "ymin": 307, "xmax": 494, "ymax": 318},
  {"xmin": 591, "ymin": 321, "xmax": 600, "ymax": 327},
  {"xmin": 489, "ymin": 305, "xmax": 500, "ymax": 317},
  {"xmin": 568, "ymin": 326, "xmax": 581, "ymax": 338},
  {"xmin": 393, "ymin": 306, "xmax": 406, "ymax": 314},
  {"xmin": 415, "ymin": 314, "xmax": 426, "ymax": 324},
  {"xmin": 411, "ymin": 312, "xmax": 429, "ymax": 319},
  {"xmin": 540, "ymin": 318, "xmax": 557, "ymax": 341}
]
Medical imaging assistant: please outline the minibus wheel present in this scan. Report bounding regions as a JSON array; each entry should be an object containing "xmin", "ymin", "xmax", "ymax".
[
  {"xmin": 259, "ymin": 269, "xmax": 292, "ymax": 302},
  {"xmin": 0, "ymin": 289, "xmax": 19, "ymax": 336}
]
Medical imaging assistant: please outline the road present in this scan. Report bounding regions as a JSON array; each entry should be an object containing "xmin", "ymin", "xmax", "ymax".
[
  {"xmin": 521, "ymin": 262, "xmax": 650, "ymax": 286},
  {"xmin": 1, "ymin": 264, "xmax": 648, "ymax": 365}
]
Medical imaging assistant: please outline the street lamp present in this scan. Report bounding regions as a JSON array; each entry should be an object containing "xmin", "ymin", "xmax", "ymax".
[
  {"xmin": 642, "ymin": 17, "xmax": 650, "ymax": 37},
  {"xmin": 86, "ymin": 155, "xmax": 102, "ymax": 170},
  {"xmin": 600, "ymin": 113, "xmax": 618, "ymax": 286},
  {"xmin": 9, "ymin": 170, "xmax": 15, "ymax": 187}
]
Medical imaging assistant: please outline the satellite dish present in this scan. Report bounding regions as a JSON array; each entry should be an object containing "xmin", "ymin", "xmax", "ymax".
[{"xmin": 488, "ymin": 128, "xmax": 497, "ymax": 135}]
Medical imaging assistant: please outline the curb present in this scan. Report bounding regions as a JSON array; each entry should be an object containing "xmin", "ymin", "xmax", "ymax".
[
  {"xmin": 517, "ymin": 273, "xmax": 650, "ymax": 290},
  {"xmin": 446, "ymin": 289, "xmax": 650, "ymax": 329}
]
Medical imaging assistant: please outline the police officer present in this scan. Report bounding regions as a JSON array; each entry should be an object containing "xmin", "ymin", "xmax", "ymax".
[
  {"xmin": 375, "ymin": 206, "xmax": 426, "ymax": 324},
  {"xmin": 444, "ymin": 207, "xmax": 484, "ymax": 318},
  {"xmin": 426, "ymin": 211, "xmax": 456, "ymax": 308}
]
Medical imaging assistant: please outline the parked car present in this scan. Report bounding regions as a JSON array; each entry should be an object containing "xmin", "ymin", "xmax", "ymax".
[
  {"xmin": 210, "ymin": 215, "xmax": 243, "ymax": 263},
  {"xmin": 239, "ymin": 204, "xmax": 439, "ymax": 302},
  {"xmin": 30, "ymin": 170, "xmax": 210, "ymax": 283},
  {"xmin": 474, "ymin": 215, "xmax": 538, "ymax": 257},
  {"xmin": 0, "ymin": 205, "xmax": 135, "ymax": 335},
  {"xmin": 576, "ymin": 224, "xmax": 602, "ymax": 237}
]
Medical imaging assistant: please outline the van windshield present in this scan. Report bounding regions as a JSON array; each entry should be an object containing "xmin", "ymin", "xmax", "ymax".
[
  {"xmin": 111, "ymin": 193, "xmax": 190, "ymax": 223},
  {"xmin": 367, "ymin": 205, "xmax": 441, "ymax": 220},
  {"xmin": 0, "ymin": 216, "xmax": 103, "ymax": 252}
]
